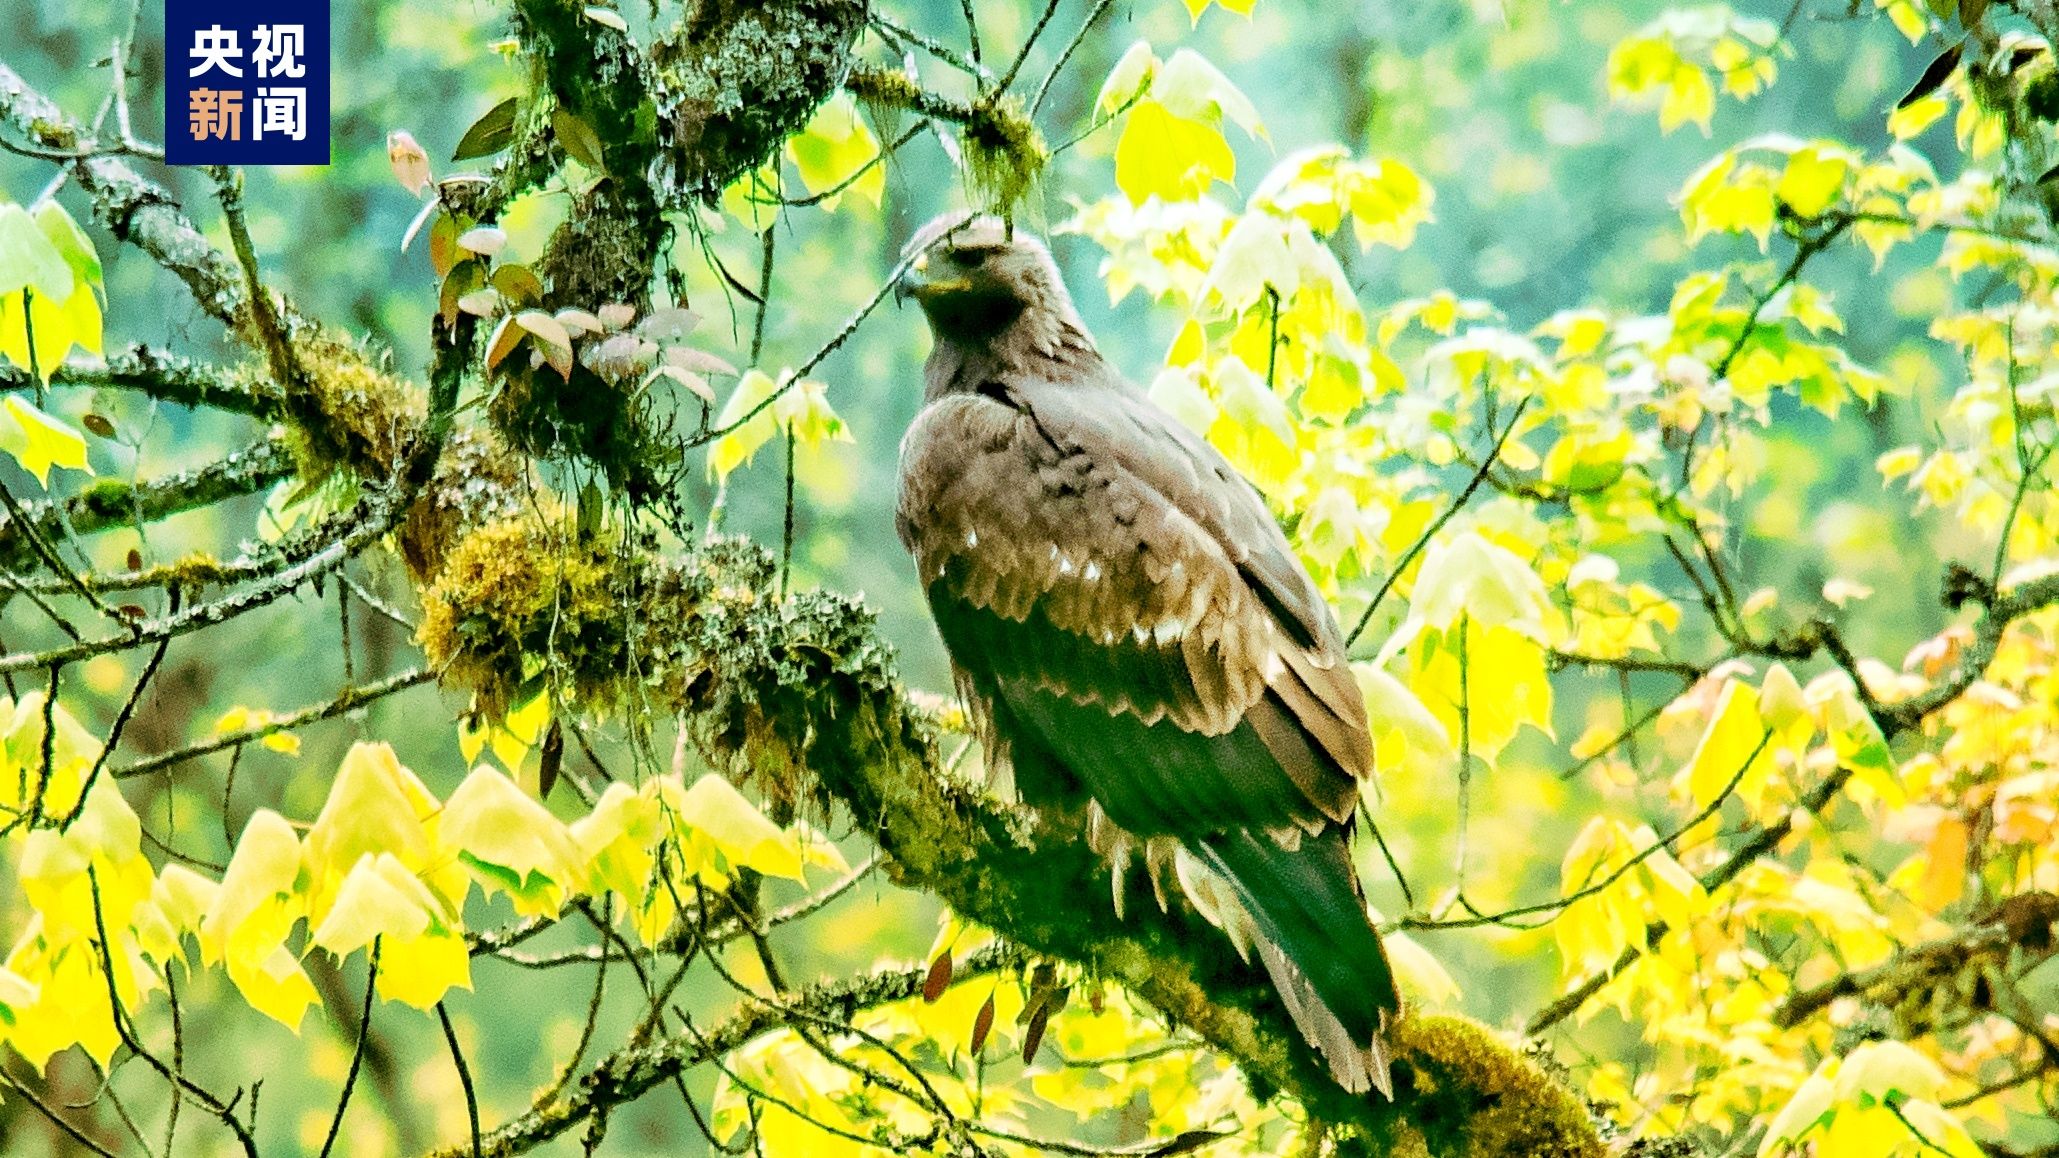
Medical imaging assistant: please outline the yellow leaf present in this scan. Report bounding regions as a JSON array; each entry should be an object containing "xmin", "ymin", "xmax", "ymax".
[
  {"xmin": 1404, "ymin": 621, "xmax": 1554, "ymax": 761},
  {"xmin": 1672, "ymin": 680, "xmax": 1772, "ymax": 835},
  {"xmin": 673, "ymin": 774, "xmax": 806, "ymax": 883},
  {"xmin": 569, "ymin": 781, "xmax": 660, "ymax": 904},
  {"xmin": 310, "ymin": 853, "xmax": 436, "ymax": 957},
  {"xmin": 201, "ymin": 810, "xmax": 319, "ymax": 1030},
  {"xmin": 1383, "ymin": 932, "xmax": 1460, "ymax": 1005},
  {"xmin": 721, "ymin": 162, "xmax": 780, "ymax": 232},
  {"xmin": 304, "ymin": 742, "xmax": 440, "ymax": 916},
  {"xmin": 0, "ymin": 395, "xmax": 91, "ymax": 487},
  {"xmin": 1833, "ymin": 1039, "xmax": 1944, "ymax": 1105},
  {"xmin": 709, "ymin": 368, "xmax": 783, "ymax": 480},
  {"xmin": 1889, "ymin": 92, "xmax": 1949, "ymax": 139},
  {"xmin": 1353, "ymin": 663, "xmax": 1456, "ymax": 786},
  {"xmin": 1679, "ymin": 153, "xmax": 1778, "ymax": 248},
  {"xmin": 1776, "ymin": 145, "xmax": 1851, "ymax": 218},
  {"xmin": 372, "ymin": 925, "xmax": 472, "ymax": 1009},
  {"xmin": 1660, "ymin": 63, "xmax": 1716, "ymax": 133},
  {"xmin": 1114, "ymin": 100, "xmax": 1234, "ymax": 205},
  {"xmin": 771, "ymin": 376, "xmax": 852, "ymax": 449},
  {"xmin": 441, "ymin": 764, "xmax": 583, "ymax": 917},
  {"xmin": 785, "ymin": 91, "xmax": 884, "ymax": 211},
  {"xmin": 1402, "ymin": 531, "xmax": 1556, "ymax": 641},
  {"xmin": 1757, "ymin": 1070, "xmax": 1835, "ymax": 1154}
]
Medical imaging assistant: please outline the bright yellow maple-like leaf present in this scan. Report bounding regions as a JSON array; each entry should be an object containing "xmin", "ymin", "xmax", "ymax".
[
  {"xmin": 310, "ymin": 852, "xmax": 438, "ymax": 955},
  {"xmin": 200, "ymin": 809, "xmax": 320, "ymax": 1030},
  {"xmin": 1672, "ymin": 680, "xmax": 1774, "ymax": 839},
  {"xmin": 308, "ymin": 852, "xmax": 472, "ymax": 1008},
  {"xmin": 304, "ymin": 742, "xmax": 464, "ymax": 918},
  {"xmin": 568, "ymin": 781, "xmax": 660, "ymax": 904},
  {"xmin": 441, "ymin": 764, "xmax": 583, "ymax": 917},
  {"xmin": 1204, "ymin": 356, "xmax": 1297, "ymax": 492},
  {"xmin": 1400, "ymin": 530, "xmax": 1557, "ymax": 642},
  {"xmin": 1179, "ymin": 0, "xmax": 1254, "ymax": 25},
  {"xmin": 1888, "ymin": 92, "xmax": 1949, "ymax": 140},
  {"xmin": 771, "ymin": 375, "xmax": 854, "ymax": 450},
  {"xmin": 1353, "ymin": 663, "xmax": 1457, "ymax": 788},
  {"xmin": 668, "ymin": 773, "xmax": 807, "ymax": 885},
  {"xmin": 0, "ymin": 395, "xmax": 91, "ymax": 488},
  {"xmin": 1115, "ymin": 100, "xmax": 1234, "ymax": 205},
  {"xmin": 0, "ymin": 282, "xmax": 102, "ymax": 384},
  {"xmin": 459, "ymin": 689, "xmax": 550, "ymax": 772},
  {"xmin": 3, "ymin": 924, "xmax": 125, "ymax": 1068},
  {"xmin": 1679, "ymin": 152, "xmax": 1778, "ymax": 248},
  {"xmin": 1775, "ymin": 144, "xmax": 1852, "ymax": 218},
  {"xmin": 0, "ymin": 691, "xmax": 99, "ymax": 822},
  {"xmin": 1404, "ymin": 621, "xmax": 1554, "ymax": 761},
  {"xmin": 710, "ymin": 368, "xmax": 783, "ymax": 480}
]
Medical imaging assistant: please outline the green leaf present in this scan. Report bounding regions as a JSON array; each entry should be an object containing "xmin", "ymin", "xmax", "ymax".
[
  {"xmin": 452, "ymin": 96, "xmax": 519, "ymax": 161},
  {"xmin": 0, "ymin": 204, "xmax": 73, "ymax": 300},
  {"xmin": 552, "ymin": 107, "xmax": 607, "ymax": 173},
  {"xmin": 32, "ymin": 202, "xmax": 100, "ymax": 295}
]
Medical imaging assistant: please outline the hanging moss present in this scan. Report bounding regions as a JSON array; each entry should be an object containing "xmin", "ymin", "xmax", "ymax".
[{"xmin": 962, "ymin": 96, "xmax": 1048, "ymax": 217}]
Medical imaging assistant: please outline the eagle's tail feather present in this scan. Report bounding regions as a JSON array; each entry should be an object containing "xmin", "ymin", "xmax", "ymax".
[{"xmin": 1195, "ymin": 828, "xmax": 1400, "ymax": 1098}]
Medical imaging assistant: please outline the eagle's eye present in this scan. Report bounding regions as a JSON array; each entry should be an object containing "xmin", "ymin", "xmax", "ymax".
[{"xmin": 944, "ymin": 246, "xmax": 993, "ymax": 270}]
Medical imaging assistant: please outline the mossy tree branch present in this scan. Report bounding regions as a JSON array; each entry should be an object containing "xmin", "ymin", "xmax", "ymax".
[
  {"xmin": 416, "ymin": 525, "xmax": 1601, "ymax": 1157},
  {"xmin": 0, "ymin": 436, "xmax": 295, "ymax": 577}
]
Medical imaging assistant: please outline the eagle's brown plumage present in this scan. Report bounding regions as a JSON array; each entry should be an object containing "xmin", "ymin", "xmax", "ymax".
[{"xmin": 894, "ymin": 214, "xmax": 1399, "ymax": 1095}]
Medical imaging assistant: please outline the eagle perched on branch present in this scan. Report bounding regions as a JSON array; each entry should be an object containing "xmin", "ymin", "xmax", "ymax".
[{"xmin": 894, "ymin": 214, "xmax": 1400, "ymax": 1095}]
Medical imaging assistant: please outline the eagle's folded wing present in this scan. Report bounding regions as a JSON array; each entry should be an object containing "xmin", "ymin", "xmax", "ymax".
[{"xmin": 896, "ymin": 380, "xmax": 1368, "ymax": 838}]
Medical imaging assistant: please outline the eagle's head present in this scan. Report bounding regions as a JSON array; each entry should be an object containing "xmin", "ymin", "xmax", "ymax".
[{"xmin": 897, "ymin": 214, "xmax": 1086, "ymax": 347}]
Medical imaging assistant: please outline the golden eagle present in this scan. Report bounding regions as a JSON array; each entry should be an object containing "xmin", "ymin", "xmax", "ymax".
[{"xmin": 895, "ymin": 215, "xmax": 1399, "ymax": 1095}]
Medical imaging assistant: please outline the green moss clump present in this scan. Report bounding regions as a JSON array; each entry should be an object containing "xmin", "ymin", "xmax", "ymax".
[
  {"xmin": 397, "ymin": 427, "xmax": 527, "ymax": 586},
  {"xmin": 245, "ymin": 332, "xmax": 426, "ymax": 483},
  {"xmin": 1384, "ymin": 1015, "xmax": 1604, "ymax": 1158},
  {"xmin": 486, "ymin": 356, "xmax": 683, "ymax": 507},
  {"xmin": 416, "ymin": 516, "xmax": 625, "ymax": 717},
  {"xmin": 650, "ymin": 0, "xmax": 868, "ymax": 202}
]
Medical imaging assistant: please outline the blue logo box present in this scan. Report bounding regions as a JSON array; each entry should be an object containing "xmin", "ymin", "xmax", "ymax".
[{"xmin": 164, "ymin": 0, "xmax": 330, "ymax": 165}]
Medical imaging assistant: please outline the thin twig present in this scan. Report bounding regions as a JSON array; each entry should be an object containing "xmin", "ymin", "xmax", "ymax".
[
  {"xmin": 437, "ymin": 1004, "xmax": 484, "ymax": 1158},
  {"xmin": 318, "ymin": 938, "xmax": 382, "ymax": 1158},
  {"xmin": 1347, "ymin": 396, "xmax": 1533, "ymax": 648}
]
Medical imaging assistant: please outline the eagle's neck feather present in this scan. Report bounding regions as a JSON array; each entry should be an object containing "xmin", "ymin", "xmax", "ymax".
[{"xmin": 925, "ymin": 307, "xmax": 1101, "ymax": 402}]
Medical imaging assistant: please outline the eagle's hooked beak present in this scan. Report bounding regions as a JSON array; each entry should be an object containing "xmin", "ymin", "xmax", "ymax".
[{"xmin": 895, "ymin": 252, "xmax": 972, "ymax": 307}]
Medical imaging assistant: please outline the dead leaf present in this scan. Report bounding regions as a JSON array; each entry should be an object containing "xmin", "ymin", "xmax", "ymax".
[{"xmin": 388, "ymin": 130, "xmax": 432, "ymax": 195}]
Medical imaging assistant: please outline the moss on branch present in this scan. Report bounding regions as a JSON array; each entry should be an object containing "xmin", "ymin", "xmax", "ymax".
[{"xmin": 415, "ymin": 514, "xmax": 1604, "ymax": 1154}]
